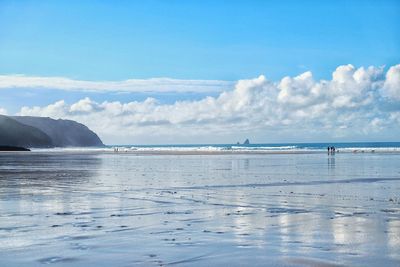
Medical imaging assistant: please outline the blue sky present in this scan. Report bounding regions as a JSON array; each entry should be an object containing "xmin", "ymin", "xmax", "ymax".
[
  {"xmin": 0, "ymin": 0, "xmax": 399, "ymax": 144},
  {"xmin": 1, "ymin": 0, "xmax": 399, "ymax": 80}
]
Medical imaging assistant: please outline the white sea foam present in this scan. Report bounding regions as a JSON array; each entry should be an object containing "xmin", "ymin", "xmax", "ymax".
[
  {"xmin": 30, "ymin": 147, "xmax": 114, "ymax": 152},
  {"xmin": 127, "ymin": 146, "xmax": 226, "ymax": 151},
  {"xmin": 337, "ymin": 147, "xmax": 400, "ymax": 153},
  {"xmin": 230, "ymin": 145, "xmax": 298, "ymax": 150},
  {"xmin": 29, "ymin": 145, "xmax": 400, "ymax": 153}
]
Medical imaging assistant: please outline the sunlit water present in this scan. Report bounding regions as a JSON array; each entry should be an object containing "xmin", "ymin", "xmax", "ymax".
[{"xmin": 0, "ymin": 152, "xmax": 399, "ymax": 266}]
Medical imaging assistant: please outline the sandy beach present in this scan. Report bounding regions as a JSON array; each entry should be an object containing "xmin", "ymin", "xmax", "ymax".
[
  {"xmin": 1, "ymin": 0, "xmax": 399, "ymax": 266},
  {"xmin": 0, "ymin": 151, "xmax": 399, "ymax": 266}
]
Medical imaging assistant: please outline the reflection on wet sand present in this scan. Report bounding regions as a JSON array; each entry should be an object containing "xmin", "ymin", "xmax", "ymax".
[{"xmin": 0, "ymin": 152, "xmax": 399, "ymax": 266}]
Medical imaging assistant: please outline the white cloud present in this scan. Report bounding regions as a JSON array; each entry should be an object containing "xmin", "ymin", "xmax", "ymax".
[
  {"xmin": 0, "ymin": 107, "xmax": 7, "ymax": 115},
  {"xmin": 0, "ymin": 75, "xmax": 233, "ymax": 93},
  {"xmin": 383, "ymin": 65, "xmax": 400, "ymax": 101},
  {"xmin": 17, "ymin": 64, "xmax": 400, "ymax": 144}
]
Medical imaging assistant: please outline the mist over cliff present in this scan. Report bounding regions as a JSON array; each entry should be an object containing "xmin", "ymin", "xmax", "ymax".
[
  {"xmin": 0, "ymin": 115, "xmax": 53, "ymax": 148},
  {"xmin": 0, "ymin": 115, "xmax": 103, "ymax": 148}
]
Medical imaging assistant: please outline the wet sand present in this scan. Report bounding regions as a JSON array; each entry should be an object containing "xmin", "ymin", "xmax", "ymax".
[{"xmin": 0, "ymin": 152, "xmax": 399, "ymax": 266}]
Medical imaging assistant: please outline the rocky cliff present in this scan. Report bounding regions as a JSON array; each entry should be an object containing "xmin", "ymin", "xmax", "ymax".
[
  {"xmin": 0, "ymin": 115, "xmax": 104, "ymax": 148},
  {"xmin": 0, "ymin": 115, "xmax": 53, "ymax": 148}
]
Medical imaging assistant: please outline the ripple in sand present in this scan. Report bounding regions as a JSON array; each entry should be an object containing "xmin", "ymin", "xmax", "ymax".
[
  {"xmin": 54, "ymin": 212, "xmax": 74, "ymax": 216},
  {"xmin": 285, "ymin": 257, "xmax": 345, "ymax": 267},
  {"xmin": 38, "ymin": 256, "xmax": 78, "ymax": 264},
  {"xmin": 56, "ymin": 235, "xmax": 95, "ymax": 241},
  {"xmin": 70, "ymin": 243, "xmax": 95, "ymax": 251}
]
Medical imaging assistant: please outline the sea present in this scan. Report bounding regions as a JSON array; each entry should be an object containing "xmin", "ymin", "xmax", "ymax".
[{"xmin": 31, "ymin": 141, "xmax": 400, "ymax": 153}]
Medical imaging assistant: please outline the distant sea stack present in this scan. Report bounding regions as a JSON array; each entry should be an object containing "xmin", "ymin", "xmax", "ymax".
[
  {"xmin": 243, "ymin": 139, "xmax": 250, "ymax": 145},
  {"xmin": 0, "ymin": 115, "xmax": 104, "ymax": 148}
]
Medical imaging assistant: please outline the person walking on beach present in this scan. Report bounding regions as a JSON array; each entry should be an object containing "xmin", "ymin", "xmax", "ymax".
[{"xmin": 327, "ymin": 147, "xmax": 330, "ymax": 154}]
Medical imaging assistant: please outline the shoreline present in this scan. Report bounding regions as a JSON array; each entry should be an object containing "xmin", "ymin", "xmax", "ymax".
[{"xmin": 2, "ymin": 149, "xmax": 400, "ymax": 155}]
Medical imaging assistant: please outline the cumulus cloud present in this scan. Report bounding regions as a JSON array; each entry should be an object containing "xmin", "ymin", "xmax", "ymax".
[
  {"xmin": 0, "ymin": 107, "xmax": 7, "ymax": 115},
  {"xmin": 0, "ymin": 75, "xmax": 233, "ymax": 93},
  {"xmin": 383, "ymin": 65, "xmax": 400, "ymax": 101},
  {"xmin": 17, "ymin": 64, "xmax": 400, "ymax": 144}
]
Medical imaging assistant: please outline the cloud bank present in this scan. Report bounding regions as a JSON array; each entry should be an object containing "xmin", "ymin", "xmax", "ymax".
[
  {"xmin": 16, "ymin": 64, "xmax": 400, "ymax": 144},
  {"xmin": 0, "ymin": 75, "xmax": 233, "ymax": 93}
]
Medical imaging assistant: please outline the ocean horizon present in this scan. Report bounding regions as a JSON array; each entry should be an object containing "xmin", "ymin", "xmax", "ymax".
[{"xmin": 30, "ymin": 141, "xmax": 400, "ymax": 153}]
